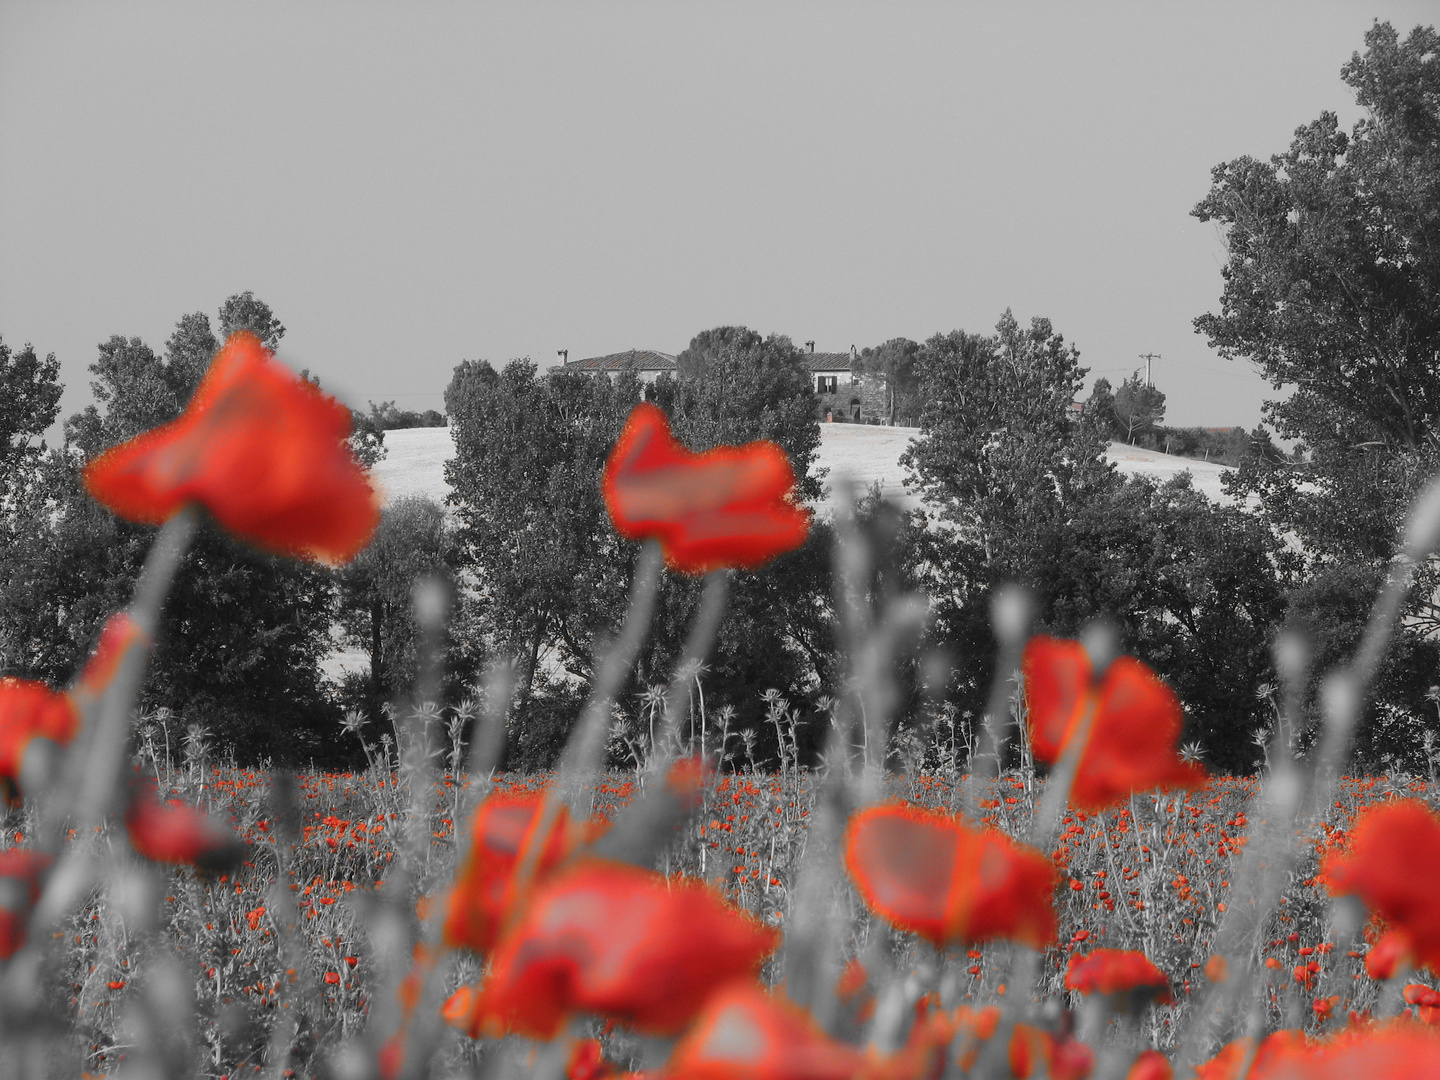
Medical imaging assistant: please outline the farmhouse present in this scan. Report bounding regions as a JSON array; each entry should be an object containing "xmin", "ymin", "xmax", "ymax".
[
  {"xmin": 806, "ymin": 344, "xmax": 889, "ymax": 423},
  {"xmin": 558, "ymin": 342, "xmax": 889, "ymax": 423},
  {"xmin": 558, "ymin": 349, "xmax": 676, "ymax": 384}
]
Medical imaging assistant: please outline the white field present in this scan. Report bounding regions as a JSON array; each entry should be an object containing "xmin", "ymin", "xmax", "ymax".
[
  {"xmin": 328, "ymin": 425, "xmax": 1235, "ymax": 684},
  {"xmin": 369, "ymin": 423, "xmax": 1235, "ymax": 515}
]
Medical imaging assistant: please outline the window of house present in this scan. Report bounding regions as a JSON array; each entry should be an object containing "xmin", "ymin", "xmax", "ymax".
[{"xmin": 817, "ymin": 375, "xmax": 838, "ymax": 394}]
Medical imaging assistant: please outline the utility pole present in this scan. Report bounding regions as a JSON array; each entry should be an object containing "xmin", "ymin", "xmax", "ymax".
[{"xmin": 1138, "ymin": 353, "xmax": 1160, "ymax": 387}]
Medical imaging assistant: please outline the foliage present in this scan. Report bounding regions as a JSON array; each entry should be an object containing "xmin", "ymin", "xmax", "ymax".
[
  {"xmin": 336, "ymin": 496, "xmax": 461, "ymax": 719},
  {"xmin": 444, "ymin": 359, "xmax": 642, "ymax": 724},
  {"xmin": 368, "ymin": 399, "xmax": 447, "ymax": 429},
  {"xmin": 644, "ymin": 328, "xmax": 835, "ymax": 761},
  {"xmin": 901, "ymin": 312, "xmax": 1287, "ymax": 768},
  {"xmin": 1112, "ymin": 371, "xmax": 1167, "ymax": 444},
  {"xmin": 0, "ymin": 336, "xmax": 62, "ymax": 501},
  {"xmin": 5, "ymin": 296, "xmax": 350, "ymax": 762},
  {"xmin": 1193, "ymin": 19, "xmax": 1440, "ymax": 751}
]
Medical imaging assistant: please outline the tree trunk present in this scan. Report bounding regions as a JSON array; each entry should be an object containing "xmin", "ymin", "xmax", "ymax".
[{"xmin": 369, "ymin": 598, "xmax": 384, "ymax": 719}]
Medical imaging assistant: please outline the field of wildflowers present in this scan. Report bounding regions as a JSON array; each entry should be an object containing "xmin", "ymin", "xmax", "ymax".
[{"xmin": 3, "ymin": 330, "xmax": 1440, "ymax": 1077}]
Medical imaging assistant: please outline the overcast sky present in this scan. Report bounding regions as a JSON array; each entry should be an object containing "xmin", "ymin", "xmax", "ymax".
[{"xmin": 2, "ymin": 2, "xmax": 1435, "ymax": 434}]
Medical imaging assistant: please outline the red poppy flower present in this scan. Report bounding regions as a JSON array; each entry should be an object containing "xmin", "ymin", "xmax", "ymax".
[
  {"xmin": 662, "ymin": 981, "xmax": 872, "ymax": 1080},
  {"xmin": 1322, "ymin": 799, "xmax": 1440, "ymax": 977},
  {"xmin": 0, "ymin": 679, "xmax": 80, "ymax": 804},
  {"xmin": 1197, "ymin": 1022, "xmax": 1440, "ymax": 1080},
  {"xmin": 125, "ymin": 782, "xmax": 246, "ymax": 871},
  {"xmin": 442, "ymin": 860, "xmax": 778, "ymax": 1039},
  {"xmin": 443, "ymin": 792, "xmax": 580, "ymax": 955},
  {"xmin": 0, "ymin": 850, "xmax": 52, "ymax": 958},
  {"xmin": 842, "ymin": 803, "xmax": 1058, "ymax": 949},
  {"xmin": 1008, "ymin": 1023, "xmax": 1095, "ymax": 1080},
  {"xmin": 1125, "ymin": 1050, "xmax": 1173, "ymax": 1080},
  {"xmin": 1292, "ymin": 1021, "xmax": 1440, "ymax": 1079},
  {"xmin": 1193, "ymin": 1031, "xmax": 1308, "ymax": 1080},
  {"xmin": 1065, "ymin": 949, "xmax": 1173, "ymax": 1005},
  {"xmin": 602, "ymin": 402, "xmax": 810, "ymax": 574},
  {"xmin": 83, "ymin": 330, "xmax": 380, "ymax": 565},
  {"xmin": 1022, "ymin": 636, "xmax": 1205, "ymax": 810}
]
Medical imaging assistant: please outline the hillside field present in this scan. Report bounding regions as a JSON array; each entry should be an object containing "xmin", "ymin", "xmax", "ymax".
[{"xmin": 370, "ymin": 423, "xmax": 1235, "ymax": 513}]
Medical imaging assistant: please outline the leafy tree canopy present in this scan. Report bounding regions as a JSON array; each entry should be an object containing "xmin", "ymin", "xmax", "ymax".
[
  {"xmin": 1193, "ymin": 20, "xmax": 1440, "ymax": 559},
  {"xmin": 0, "ymin": 337, "xmax": 62, "ymax": 499}
]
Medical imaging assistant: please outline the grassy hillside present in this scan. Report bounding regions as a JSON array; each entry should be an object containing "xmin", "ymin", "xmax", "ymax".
[{"xmin": 370, "ymin": 423, "xmax": 1235, "ymax": 513}]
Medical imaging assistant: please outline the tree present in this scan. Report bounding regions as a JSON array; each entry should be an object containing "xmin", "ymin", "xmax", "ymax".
[
  {"xmin": 1112, "ymin": 371, "xmax": 1167, "ymax": 444},
  {"xmin": 445, "ymin": 359, "xmax": 642, "ymax": 719},
  {"xmin": 899, "ymin": 312, "xmax": 1286, "ymax": 768},
  {"xmin": 1192, "ymin": 20, "xmax": 1440, "ymax": 758},
  {"xmin": 647, "ymin": 329, "xmax": 836, "ymax": 762},
  {"xmin": 444, "ymin": 331, "xmax": 839, "ymax": 769},
  {"xmin": 0, "ymin": 337, "xmax": 62, "ymax": 503},
  {"xmin": 17, "ymin": 295, "xmax": 349, "ymax": 763},
  {"xmin": 667, "ymin": 326, "xmax": 824, "ymax": 503},
  {"xmin": 218, "ymin": 291, "xmax": 286, "ymax": 352},
  {"xmin": 855, "ymin": 338, "xmax": 922, "ymax": 426},
  {"xmin": 1086, "ymin": 377, "xmax": 1123, "ymax": 441},
  {"xmin": 336, "ymin": 496, "xmax": 456, "ymax": 719},
  {"xmin": 163, "ymin": 311, "xmax": 219, "ymax": 405},
  {"xmin": 903, "ymin": 311, "xmax": 1113, "ymax": 567}
]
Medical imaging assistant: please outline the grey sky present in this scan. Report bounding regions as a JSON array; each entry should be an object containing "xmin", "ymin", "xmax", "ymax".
[{"xmin": 3, "ymin": 2, "xmax": 1434, "ymax": 434}]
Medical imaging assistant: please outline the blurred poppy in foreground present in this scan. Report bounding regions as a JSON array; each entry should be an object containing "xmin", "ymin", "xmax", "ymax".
[
  {"xmin": 843, "ymin": 803, "xmax": 1057, "ymax": 949},
  {"xmin": 443, "ymin": 792, "xmax": 580, "ymax": 955},
  {"xmin": 602, "ymin": 402, "xmax": 809, "ymax": 574},
  {"xmin": 0, "ymin": 679, "xmax": 80, "ymax": 805},
  {"xmin": 1322, "ymin": 799, "xmax": 1440, "ymax": 977},
  {"xmin": 1196, "ymin": 1021, "xmax": 1440, "ymax": 1079},
  {"xmin": 0, "ymin": 849, "xmax": 52, "ymax": 958},
  {"xmin": 1065, "ymin": 948, "xmax": 1173, "ymax": 1006},
  {"xmin": 443, "ymin": 860, "xmax": 778, "ymax": 1038},
  {"xmin": 125, "ymin": 781, "xmax": 246, "ymax": 872},
  {"xmin": 1023, "ymin": 636, "xmax": 1205, "ymax": 810},
  {"xmin": 662, "ymin": 981, "xmax": 872, "ymax": 1080},
  {"xmin": 1193, "ymin": 1030, "xmax": 1308, "ymax": 1080},
  {"xmin": 1008, "ymin": 1022, "xmax": 1095, "ymax": 1080},
  {"xmin": 84, "ymin": 330, "xmax": 380, "ymax": 565}
]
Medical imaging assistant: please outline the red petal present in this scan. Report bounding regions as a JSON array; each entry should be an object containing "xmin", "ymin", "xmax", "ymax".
[
  {"xmin": 1022, "ymin": 636, "xmax": 1092, "ymax": 763},
  {"xmin": 1065, "ymin": 949, "xmax": 1172, "ymax": 1003},
  {"xmin": 448, "ymin": 860, "xmax": 777, "ymax": 1038},
  {"xmin": 1023, "ymin": 637, "xmax": 1205, "ymax": 810},
  {"xmin": 125, "ymin": 784, "xmax": 244, "ymax": 870},
  {"xmin": 664, "ymin": 981, "xmax": 870, "ymax": 1080},
  {"xmin": 0, "ymin": 679, "xmax": 80, "ymax": 800},
  {"xmin": 843, "ymin": 804, "xmax": 1057, "ymax": 949},
  {"xmin": 443, "ymin": 792, "xmax": 577, "ymax": 955},
  {"xmin": 1323, "ymin": 799, "xmax": 1440, "ymax": 976},
  {"xmin": 602, "ymin": 403, "xmax": 809, "ymax": 574},
  {"xmin": 84, "ymin": 331, "xmax": 380, "ymax": 565}
]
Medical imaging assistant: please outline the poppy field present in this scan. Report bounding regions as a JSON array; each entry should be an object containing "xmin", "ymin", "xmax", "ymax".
[{"xmin": 4, "ymin": 330, "xmax": 1440, "ymax": 1078}]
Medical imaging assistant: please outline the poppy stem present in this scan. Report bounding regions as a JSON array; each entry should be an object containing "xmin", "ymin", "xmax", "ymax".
[
  {"xmin": 961, "ymin": 586, "xmax": 1032, "ymax": 820},
  {"xmin": 558, "ymin": 539, "xmax": 663, "ymax": 804},
  {"xmin": 58, "ymin": 505, "xmax": 199, "ymax": 835},
  {"xmin": 649, "ymin": 569, "xmax": 730, "ymax": 772},
  {"xmin": 3, "ymin": 505, "xmax": 198, "ymax": 1012}
]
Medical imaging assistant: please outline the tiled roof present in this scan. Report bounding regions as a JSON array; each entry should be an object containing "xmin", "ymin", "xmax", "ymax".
[
  {"xmin": 805, "ymin": 351, "xmax": 854, "ymax": 372},
  {"xmin": 567, "ymin": 350, "xmax": 677, "ymax": 372}
]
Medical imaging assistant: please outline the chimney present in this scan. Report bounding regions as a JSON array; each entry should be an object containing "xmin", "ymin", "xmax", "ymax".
[
  {"xmin": 805, "ymin": 340, "xmax": 815, "ymax": 353},
  {"xmin": 850, "ymin": 344, "xmax": 857, "ymax": 360},
  {"xmin": 558, "ymin": 349, "xmax": 568, "ymax": 364}
]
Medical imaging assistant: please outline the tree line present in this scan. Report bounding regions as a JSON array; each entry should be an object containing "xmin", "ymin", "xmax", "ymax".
[{"xmin": 2, "ymin": 21, "xmax": 1435, "ymax": 773}]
